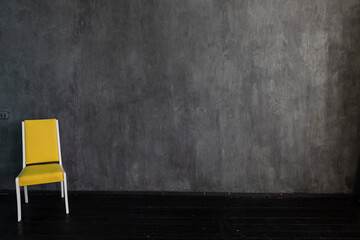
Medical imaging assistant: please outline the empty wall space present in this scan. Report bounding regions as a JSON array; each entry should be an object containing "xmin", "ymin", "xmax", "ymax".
[{"xmin": 1, "ymin": 0, "xmax": 360, "ymax": 193}]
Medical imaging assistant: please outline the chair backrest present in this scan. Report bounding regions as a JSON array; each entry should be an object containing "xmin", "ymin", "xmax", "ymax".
[{"xmin": 23, "ymin": 119, "xmax": 60, "ymax": 165}]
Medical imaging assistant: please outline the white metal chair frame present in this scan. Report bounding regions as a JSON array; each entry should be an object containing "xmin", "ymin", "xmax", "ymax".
[{"xmin": 15, "ymin": 120, "xmax": 69, "ymax": 222}]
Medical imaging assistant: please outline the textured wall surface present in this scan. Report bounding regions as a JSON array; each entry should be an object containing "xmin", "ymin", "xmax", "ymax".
[{"xmin": 1, "ymin": 0, "xmax": 360, "ymax": 193}]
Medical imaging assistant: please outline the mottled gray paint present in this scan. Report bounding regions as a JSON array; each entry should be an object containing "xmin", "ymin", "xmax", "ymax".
[{"xmin": 1, "ymin": 0, "xmax": 360, "ymax": 193}]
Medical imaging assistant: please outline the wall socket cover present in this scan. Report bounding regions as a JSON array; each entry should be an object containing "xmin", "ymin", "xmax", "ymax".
[{"xmin": 0, "ymin": 111, "xmax": 9, "ymax": 119}]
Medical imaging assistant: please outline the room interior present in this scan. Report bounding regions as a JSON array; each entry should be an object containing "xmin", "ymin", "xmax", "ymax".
[{"xmin": 1, "ymin": 0, "xmax": 360, "ymax": 239}]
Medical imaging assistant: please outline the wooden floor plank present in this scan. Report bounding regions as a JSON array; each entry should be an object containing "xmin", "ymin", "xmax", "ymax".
[{"xmin": 0, "ymin": 191, "xmax": 359, "ymax": 240}]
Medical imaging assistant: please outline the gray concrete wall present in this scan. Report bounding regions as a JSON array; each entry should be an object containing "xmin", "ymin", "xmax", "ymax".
[{"xmin": 1, "ymin": 0, "xmax": 360, "ymax": 193}]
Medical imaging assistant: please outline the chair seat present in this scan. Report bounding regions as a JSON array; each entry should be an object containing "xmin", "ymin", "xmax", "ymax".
[{"xmin": 18, "ymin": 164, "xmax": 64, "ymax": 186}]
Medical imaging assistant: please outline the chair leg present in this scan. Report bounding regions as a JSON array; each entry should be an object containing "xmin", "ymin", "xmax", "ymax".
[
  {"xmin": 63, "ymin": 173, "xmax": 69, "ymax": 214},
  {"xmin": 61, "ymin": 182, "xmax": 64, "ymax": 198},
  {"xmin": 24, "ymin": 186, "xmax": 28, "ymax": 203},
  {"xmin": 15, "ymin": 178, "xmax": 21, "ymax": 222}
]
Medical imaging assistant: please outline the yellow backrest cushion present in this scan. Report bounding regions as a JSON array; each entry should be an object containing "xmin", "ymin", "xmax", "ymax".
[{"xmin": 24, "ymin": 119, "xmax": 59, "ymax": 165}]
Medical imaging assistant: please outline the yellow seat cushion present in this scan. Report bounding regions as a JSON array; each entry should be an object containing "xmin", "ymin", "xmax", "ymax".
[{"xmin": 18, "ymin": 164, "xmax": 64, "ymax": 186}]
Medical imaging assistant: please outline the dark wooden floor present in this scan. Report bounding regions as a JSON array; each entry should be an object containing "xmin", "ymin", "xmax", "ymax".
[{"xmin": 1, "ymin": 191, "xmax": 360, "ymax": 240}]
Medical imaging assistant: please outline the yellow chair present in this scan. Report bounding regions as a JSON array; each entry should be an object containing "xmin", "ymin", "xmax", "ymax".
[{"xmin": 15, "ymin": 119, "xmax": 69, "ymax": 222}]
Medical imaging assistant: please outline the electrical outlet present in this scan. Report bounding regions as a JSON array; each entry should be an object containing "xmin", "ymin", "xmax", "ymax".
[{"xmin": 0, "ymin": 111, "xmax": 9, "ymax": 120}]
